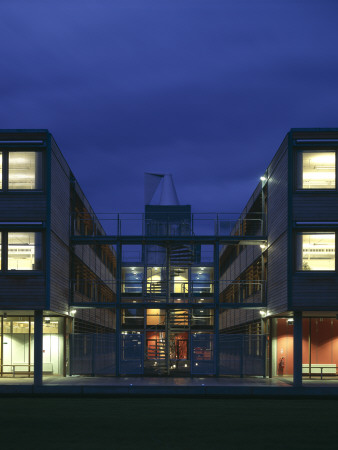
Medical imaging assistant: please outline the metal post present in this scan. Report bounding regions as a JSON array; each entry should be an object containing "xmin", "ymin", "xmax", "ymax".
[
  {"xmin": 214, "ymin": 242, "xmax": 220, "ymax": 376},
  {"xmin": 309, "ymin": 318, "xmax": 312, "ymax": 379},
  {"xmin": 240, "ymin": 334, "xmax": 244, "ymax": 378},
  {"xmin": 115, "ymin": 241, "xmax": 122, "ymax": 376},
  {"xmin": 166, "ymin": 246, "xmax": 170, "ymax": 375},
  {"xmin": 34, "ymin": 310, "xmax": 43, "ymax": 387},
  {"xmin": 293, "ymin": 311, "xmax": 302, "ymax": 387}
]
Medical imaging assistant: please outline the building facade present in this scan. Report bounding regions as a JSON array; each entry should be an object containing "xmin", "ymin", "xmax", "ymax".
[{"xmin": 1, "ymin": 128, "xmax": 338, "ymax": 385}]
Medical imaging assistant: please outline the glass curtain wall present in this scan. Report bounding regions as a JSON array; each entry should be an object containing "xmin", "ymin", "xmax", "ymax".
[{"xmin": 1, "ymin": 315, "xmax": 65, "ymax": 377}]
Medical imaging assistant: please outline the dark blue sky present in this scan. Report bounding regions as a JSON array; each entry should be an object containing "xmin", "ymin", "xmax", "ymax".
[{"xmin": 1, "ymin": 0, "xmax": 338, "ymax": 213}]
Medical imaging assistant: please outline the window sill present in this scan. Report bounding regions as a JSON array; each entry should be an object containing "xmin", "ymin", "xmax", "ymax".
[
  {"xmin": 0, "ymin": 270, "xmax": 44, "ymax": 275},
  {"xmin": 0, "ymin": 190, "xmax": 45, "ymax": 194},
  {"xmin": 295, "ymin": 271, "xmax": 336, "ymax": 276},
  {"xmin": 294, "ymin": 189, "xmax": 337, "ymax": 194}
]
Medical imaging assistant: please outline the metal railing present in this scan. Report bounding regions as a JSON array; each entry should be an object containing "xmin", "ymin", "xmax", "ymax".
[
  {"xmin": 219, "ymin": 280, "xmax": 266, "ymax": 305},
  {"xmin": 71, "ymin": 279, "xmax": 265, "ymax": 305},
  {"xmin": 73, "ymin": 212, "xmax": 265, "ymax": 238}
]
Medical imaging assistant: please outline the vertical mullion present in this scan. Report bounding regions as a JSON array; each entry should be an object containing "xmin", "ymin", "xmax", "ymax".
[
  {"xmin": 2, "ymin": 232, "xmax": 8, "ymax": 272},
  {"xmin": 3, "ymin": 150, "xmax": 8, "ymax": 191}
]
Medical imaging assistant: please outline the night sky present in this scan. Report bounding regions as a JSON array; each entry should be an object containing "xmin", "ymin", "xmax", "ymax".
[{"xmin": 1, "ymin": 0, "xmax": 338, "ymax": 213}]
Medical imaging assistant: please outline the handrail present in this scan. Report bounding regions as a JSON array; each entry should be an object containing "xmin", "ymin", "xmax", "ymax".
[{"xmin": 72, "ymin": 212, "xmax": 266, "ymax": 238}]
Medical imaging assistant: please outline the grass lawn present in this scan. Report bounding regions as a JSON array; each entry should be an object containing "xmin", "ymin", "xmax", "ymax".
[{"xmin": 0, "ymin": 397, "xmax": 337, "ymax": 449}]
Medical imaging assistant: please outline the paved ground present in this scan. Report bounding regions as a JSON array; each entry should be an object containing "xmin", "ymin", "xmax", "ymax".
[{"xmin": 1, "ymin": 375, "xmax": 338, "ymax": 395}]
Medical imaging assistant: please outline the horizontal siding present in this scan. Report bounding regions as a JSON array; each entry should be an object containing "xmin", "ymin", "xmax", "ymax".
[
  {"xmin": 0, "ymin": 193, "xmax": 47, "ymax": 221},
  {"xmin": 74, "ymin": 245, "xmax": 115, "ymax": 286},
  {"xmin": 219, "ymin": 309, "xmax": 260, "ymax": 330},
  {"xmin": 76, "ymin": 308, "xmax": 116, "ymax": 330},
  {"xmin": 267, "ymin": 232, "xmax": 288, "ymax": 314},
  {"xmin": 50, "ymin": 141, "xmax": 71, "ymax": 242},
  {"xmin": 293, "ymin": 193, "xmax": 338, "ymax": 221},
  {"xmin": 49, "ymin": 233, "xmax": 70, "ymax": 313},
  {"xmin": 292, "ymin": 274, "xmax": 338, "ymax": 309},
  {"xmin": 49, "ymin": 137, "xmax": 71, "ymax": 313},
  {"xmin": 267, "ymin": 149, "xmax": 288, "ymax": 245},
  {"xmin": 0, "ymin": 275, "xmax": 45, "ymax": 308},
  {"xmin": 220, "ymin": 244, "xmax": 261, "ymax": 283}
]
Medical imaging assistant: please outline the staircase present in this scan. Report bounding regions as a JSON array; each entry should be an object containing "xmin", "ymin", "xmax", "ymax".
[
  {"xmin": 147, "ymin": 281, "xmax": 167, "ymax": 298},
  {"xmin": 145, "ymin": 339, "xmax": 167, "ymax": 374},
  {"xmin": 169, "ymin": 244, "xmax": 195, "ymax": 266},
  {"xmin": 169, "ymin": 309, "xmax": 190, "ymax": 329}
]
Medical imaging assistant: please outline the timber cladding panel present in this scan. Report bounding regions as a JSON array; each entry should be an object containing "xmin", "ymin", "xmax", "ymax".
[
  {"xmin": 49, "ymin": 233, "xmax": 70, "ymax": 313},
  {"xmin": 265, "ymin": 139, "xmax": 289, "ymax": 315},
  {"xmin": 219, "ymin": 308, "xmax": 260, "ymax": 330},
  {"xmin": 267, "ymin": 232, "xmax": 288, "ymax": 314},
  {"xmin": 50, "ymin": 138, "xmax": 71, "ymax": 242},
  {"xmin": 0, "ymin": 275, "xmax": 45, "ymax": 308},
  {"xmin": 0, "ymin": 193, "xmax": 47, "ymax": 221},
  {"xmin": 49, "ymin": 138, "xmax": 71, "ymax": 312},
  {"xmin": 73, "ymin": 245, "xmax": 115, "ymax": 287},
  {"xmin": 292, "ymin": 274, "xmax": 338, "ymax": 309},
  {"xmin": 293, "ymin": 193, "xmax": 338, "ymax": 221},
  {"xmin": 267, "ymin": 146, "xmax": 288, "ymax": 245}
]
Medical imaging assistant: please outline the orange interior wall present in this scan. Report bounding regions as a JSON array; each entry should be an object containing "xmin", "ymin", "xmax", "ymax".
[
  {"xmin": 276, "ymin": 319, "xmax": 294, "ymax": 376},
  {"xmin": 171, "ymin": 332, "xmax": 188, "ymax": 359},
  {"xmin": 277, "ymin": 318, "xmax": 338, "ymax": 376},
  {"xmin": 146, "ymin": 331, "xmax": 165, "ymax": 359},
  {"xmin": 310, "ymin": 318, "xmax": 338, "ymax": 364}
]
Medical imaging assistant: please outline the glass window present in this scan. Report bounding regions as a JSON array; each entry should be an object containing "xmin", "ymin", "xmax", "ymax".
[
  {"xmin": 122, "ymin": 267, "xmax": 143, "ymax": 293},
  {"xmin": 297, "ymin": 151, "xmax": 336, "ymax": 189},
  {"xmin": 191, "ymin": 267, "xmax": 214, "ymax": 293},
  {"xmin": 121, "ymin": 308, "xmax": 144, "ymax": 328},
  {"xmin": 296, "ymin": 233, "xmax": 335, "ymax": 271},
  {"xmin": 146, "ymin": 309, "xmax": 165, "ymax": 326},
  {"xmin": 8, "ymin": 232, "xmax": 42, "ymax": 270},
  {"xmin": 8, "ymin": 152, "xmax": 42, "ymax": 190}
]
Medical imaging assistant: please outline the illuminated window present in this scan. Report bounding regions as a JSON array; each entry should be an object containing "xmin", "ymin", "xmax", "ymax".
[
  {"xmin": 296, "ymin": 233, "xmax": 335, "ymax": 271},
  {"xmin": 8, "ymin": 152, "xmax": 42, "ymax": 190},
  {"xmin": 297, "ymin": 151, "xmax": 336, "ymax": 189},
  {"xmin": 8, "ymin": 232, "xmax": 42, "ymax": 270}
]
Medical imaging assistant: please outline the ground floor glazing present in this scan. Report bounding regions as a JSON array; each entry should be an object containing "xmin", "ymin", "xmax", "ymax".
[{"xmin": 1, "ymin": 311, "xmax": 338, "ymax": 380}]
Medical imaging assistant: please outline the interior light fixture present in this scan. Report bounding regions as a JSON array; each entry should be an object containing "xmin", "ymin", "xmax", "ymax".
[
  {"xmin": 70, "ymin": 309, "xmax": 77, "ymax": 316},
  {"xmin": 260, "ymin": 244, "xmax": 267, "ymax": 250},
  {"xmin": 259, "ymin": 310, "xmax": 266, "ymax": 317}
]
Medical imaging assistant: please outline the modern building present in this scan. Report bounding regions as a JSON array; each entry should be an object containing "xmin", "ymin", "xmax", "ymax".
[{"xmin": 1, "ymin": 128, "xmax": 338, "ymax": 386}]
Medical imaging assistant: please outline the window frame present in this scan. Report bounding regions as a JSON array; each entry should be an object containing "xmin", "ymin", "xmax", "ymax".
[
  {"xmin": 0, "ymin": 148, "xmax": 45, "ymax": 193},
  {"xmin": 295, "ymin": 149, "xmax": 338, "ymax": 192},
  {"xmin": 295, "ymin": 230, "xmax": 337, "ymax": 273},
  {"xmin": 0, "ymin": 229, "xmax": 44, "ymax": 273}
]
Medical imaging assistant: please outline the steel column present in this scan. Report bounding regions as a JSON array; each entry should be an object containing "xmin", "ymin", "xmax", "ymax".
[
  {"xmin": 293, "ymin": 311, "xmax": 303, "ymax": 387},
  {"xmin": 115, "ymin": 241, "xmax": 122, "ymax": 376},
  {"xmin": 214, "ymin": 243, "xmax": 220, "ymax": 376},
  {"xmin": 34, "ymin": 310, "xmax": 43, "ymax": 387}
]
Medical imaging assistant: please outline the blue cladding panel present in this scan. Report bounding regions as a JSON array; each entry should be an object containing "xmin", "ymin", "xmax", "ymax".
[
  {"xmin": 191, "ymin": 333, "xmax": 216, "ymax": 375},
  {"xmin": 219, "ymin": 334, "xmax": 266, "ymax": 376},
  {"xmin": 120, "ymin": 333, "xmax": 144, "ymax": 375},
  {"xmin": 70, "ymin": 333, "xmax": 116, "ymax": 376}
]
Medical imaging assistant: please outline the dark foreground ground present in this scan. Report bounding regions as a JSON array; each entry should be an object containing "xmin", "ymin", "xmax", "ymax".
[{"xmin": 0, "ymin": 397, "xmax": 337, "ymax": 450}]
